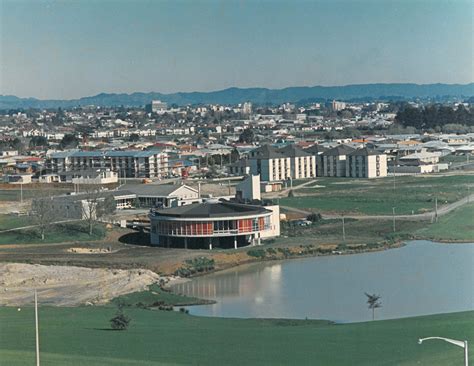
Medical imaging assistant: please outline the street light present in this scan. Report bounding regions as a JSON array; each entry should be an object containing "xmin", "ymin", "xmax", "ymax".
[{"xmin": 418, "ymin": 337, "xmax": 468, "ymax": 366}]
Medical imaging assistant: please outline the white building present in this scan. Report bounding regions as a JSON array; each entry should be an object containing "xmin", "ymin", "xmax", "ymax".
[{"xmin": 346, "ymin": 148, "xmax": 388, "ymax": 178}]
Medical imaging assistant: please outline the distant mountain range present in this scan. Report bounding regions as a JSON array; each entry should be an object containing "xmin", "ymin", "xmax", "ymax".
[{"xmin": 1, "ymin": 83, "xmax": 473, "ymax": 109}]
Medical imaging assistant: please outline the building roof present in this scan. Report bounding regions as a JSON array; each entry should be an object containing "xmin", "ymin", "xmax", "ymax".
[
  {"xmin": 278, "ymin": 144, "xmax": 311, "ymax": 157},
  {"xmin": 348, "ymin": 147, "xmax": 382, "ymax": 156},
  {"xmin": 122, "ymin": 183, "xmax": 197, "ymax": 197},
  {"xmin": 322, "ymin": 145, "xmax": 356, "ymax": 156},
  {"xmin": 249, "ymin": 145, "xmax": 285, "ymax": 159},
  {"xmin": 304, "ymin": 144, "xmax": 328, "ymax": 155},
  {"xmin": 152, "ymin": 200, "xmax": 270, "ymax": 218},
  {"xmin": 50, "ymin": 150, "xmax": 164, "ymax": 159}
]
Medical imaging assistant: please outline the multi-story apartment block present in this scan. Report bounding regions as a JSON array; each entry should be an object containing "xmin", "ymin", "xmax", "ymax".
[
  {"xmin": 278, "ymin": 145, "xmax": 316, "ymax": 180},
  {"xmin": 346, "ymin": 148, "xmax": 387, "ymax": 178},
  {"xmin": 48, "ymin": 150, "xmax": 169, "ymax": 178},
  {"xmin": 232, "ymin": 144, "xmax": 315, "ymax": 182},
  {"xmin": 320, "ymin": 145, "xmax": 356, "ymax": 177}
]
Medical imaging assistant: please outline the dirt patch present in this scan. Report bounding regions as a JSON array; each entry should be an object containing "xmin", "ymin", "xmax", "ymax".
[{"xmin": 0, "ymin": 263, "xmax": 165, "ymax": 306}]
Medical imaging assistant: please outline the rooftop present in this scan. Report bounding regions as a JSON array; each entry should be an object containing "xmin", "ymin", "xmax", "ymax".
[{"xmin": 152, "ymin": 200, "xmax": 270, "ymax": 218}]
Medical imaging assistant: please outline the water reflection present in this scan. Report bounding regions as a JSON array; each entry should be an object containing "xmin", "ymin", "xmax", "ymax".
[{"xmin": 170, "ymin": 241, "xmax": 474, "ymax": 322}]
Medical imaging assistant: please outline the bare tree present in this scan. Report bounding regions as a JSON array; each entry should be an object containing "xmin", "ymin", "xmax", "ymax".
[
  {"xmin": 80, "ymin": 184, "xmax": 116, "ymax": 235},
  {"xmin": 365, "ymin": 292, "xmax": 382, "ymax": 321},
  {"xmin": 31, "ymin": 190, "xmax": 57, "ymax": 241},
  {"xmin": 80, "ymin": 184, "xmax": 103, "ymax": 236}
]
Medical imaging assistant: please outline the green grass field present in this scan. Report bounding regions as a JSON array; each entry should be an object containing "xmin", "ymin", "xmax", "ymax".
[
  {"xmin": 0, "ymin": 306, "xmax": 472, "ymax": 365},
  {"xmin": 0, "ymin": 188, "xmax": 71, "ymax": 202},
  {"xmin": 278, "ymin": 197, "xmax": 474, "ymax": 247},
  {"xmin": 0, "ymin": 223, "xmax": 106, "ymax": 245},
  {"xmin": 416, "ymin": 203, "xmax": 474, "ymax": 241},
  {"xmin": 0, "ymin": 214, "xmax": 31, "ymax": 231},
  {"xmin": 281, "ymin": 174, "xmax": 474, "ymax": 215}
]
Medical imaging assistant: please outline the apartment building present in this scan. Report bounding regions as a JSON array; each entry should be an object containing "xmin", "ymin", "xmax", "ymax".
[
  {"xmin": 320, "ymin": 145, "xmax": 356, "ymax": 177},
  {"xmin": 48, "ymin": 150, "xmax": 169, "ymax": 178},
  {"xmin": 346, "ymin": 148, "xmax": 387, "ymax": 178},
  {"xmin": 232, "ymin": 144, "xmax": 315, "ymax": 182}
]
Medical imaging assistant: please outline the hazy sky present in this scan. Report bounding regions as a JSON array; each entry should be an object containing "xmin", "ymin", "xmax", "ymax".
[{"xmin": 0, "ymin": 0, "xmax": 472, "ymax": 99}]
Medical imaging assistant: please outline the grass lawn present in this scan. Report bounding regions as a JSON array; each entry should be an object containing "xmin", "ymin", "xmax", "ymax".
[
  {"xmin": 0, "ymin": 214, "xmax": 32, "ymax": 231},
  {"xmin": 278, "ymin": 218, "xmax": 425, "ymax": 247},
  {"xmin": 0, "ymin": 306, "xmax": 472, "ymax": 365},
  {"xmin": 0, "ymin": 188, "xmax": 71, "ymax": 202},
  {"xmin": 280, "ymin": 174, "xmax": 474, "ymax": 215},
  {"xmin": 416, "ymin": 203, "xmax": 474, "ymax": 242},
  {"xmin": 112, "ymin": 284, "xmax": 211, "ymax": 307},
  {"xmin": 0, "ymin": 223, "xmax": 106, "ymax": 245}
]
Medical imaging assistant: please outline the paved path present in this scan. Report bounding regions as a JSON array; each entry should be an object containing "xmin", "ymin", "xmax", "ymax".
[{"xmin": 281, "ymin": 193, "xmax": 474, "ymax": 221}]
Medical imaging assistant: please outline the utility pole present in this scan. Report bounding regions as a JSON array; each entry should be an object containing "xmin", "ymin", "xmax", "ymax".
[
  {"xmin": 20, "ymin": 183, "xmax": 23, "ymax": 203},
  {"xmin": 35, "ymin": 289, "xmax": 40, "ymax": 366},
  {"xmin": 228, "ymin": 180, "xmax": 231, "ymax": 196},
  {"xmin": 434, "ymin": 197, "xmax": 438, "ymax": 223},
  {"xmin": 392, "ymin": 207, "xmax": 396, "ymax": 232},
  {"xmin": 342, "ymin": 214, "xmax": 346, "ymax": 242}
]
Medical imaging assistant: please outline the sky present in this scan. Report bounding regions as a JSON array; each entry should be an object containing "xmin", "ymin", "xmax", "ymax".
[{"xmin": 0, "ymin": 0, "xmax": 472, "ymax": 99}]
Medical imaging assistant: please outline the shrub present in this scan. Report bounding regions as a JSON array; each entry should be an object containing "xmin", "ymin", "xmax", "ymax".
[
  {"xmin": 287, "ymin": 190, "xmax": 295, "ymax": 197},
  {"xmin": 306, "ymin": 213, "xmax": 322, "ymax": 222},
  {"xmin": 247, "ymin": 249, "xmax": 266, "ymax": 258},
  {"xmin": 110, "ymin": 311, "xmax": 131, "ymax": 331}
]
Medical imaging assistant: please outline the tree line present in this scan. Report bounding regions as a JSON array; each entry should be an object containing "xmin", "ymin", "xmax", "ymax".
[{"xmin": 395, "ymin": 104, "xmax": 474, "ymax": 130}]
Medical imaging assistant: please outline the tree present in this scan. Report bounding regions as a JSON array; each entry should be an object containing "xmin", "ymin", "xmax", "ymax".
[
  {"xmin": 306, "ymin": 212, "xmax": 322, "ymax": 222},
  {"xmin": 80, "ymin": 185, "xmax": 114, "ymax": 235},
  {"xmin": 31, "ymin": 191, "xmax": 57, "ymax": 241},
  {"xmin": 239, "ymin": 129, "xmax": 255, "ymax": 144},
  {"xmin": 129, "ymin": 133, "xmax": 140, "ymax": 142},
  {"xmin": 365, "ymin": 292, "xmax": 382, "ymax": 321},
  {"xmin": 29, "ymin": 136, "xmax": 48, "ymax": 148},
  {"xmin": 110, "ymin": 310, "xmax": 131, "ymax": 331},
  {"xmin": 59, "ymin": 134, "xmax": 79, "ymax": 149}
]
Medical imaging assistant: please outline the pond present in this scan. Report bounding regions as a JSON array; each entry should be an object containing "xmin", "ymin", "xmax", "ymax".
[{"xmin": 170, "ymin": 241, "xmax": 474, "ymax": 322}]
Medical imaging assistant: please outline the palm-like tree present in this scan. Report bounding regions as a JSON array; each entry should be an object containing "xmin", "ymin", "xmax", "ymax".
[{"xmin": 365, "ymin": 292, "xmax": 382, "ymax": 320}]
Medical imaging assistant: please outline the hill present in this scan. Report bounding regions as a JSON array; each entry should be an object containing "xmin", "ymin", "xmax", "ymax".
[{"xmin": 1, "ymin": 83, "xmax": 473, "ymax": 109}]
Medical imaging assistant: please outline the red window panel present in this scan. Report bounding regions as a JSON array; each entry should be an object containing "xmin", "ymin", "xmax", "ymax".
[{"xmin": 258, "ymin": 217, "xmax": 265, "ymax": 231}]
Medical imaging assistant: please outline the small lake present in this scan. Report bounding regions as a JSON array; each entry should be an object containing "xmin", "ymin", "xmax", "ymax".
[{"xmin": 170, "ymin": 241, "xmax": 474, "ymax": 323}]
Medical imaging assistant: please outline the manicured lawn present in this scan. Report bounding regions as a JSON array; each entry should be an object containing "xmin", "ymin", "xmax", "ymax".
[
  {"xmin": 281, "ymin": 174, "xmax": 474, "ymax": 215},
  {"xmin": 0, "ymin": 223, "xmax": 106, "ymax": 245},
  {"xmin": 417, "ymin": 203, "xmax": 474, "ymax": 241},
  {"xmin": 0, "ymin": 306, "xmax": 472, "ymax": 365}
]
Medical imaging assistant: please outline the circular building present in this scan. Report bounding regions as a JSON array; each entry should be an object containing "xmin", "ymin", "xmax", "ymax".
[{"xmin": 149, "ymin": 200, "xmax": 279, "ymax": 249}]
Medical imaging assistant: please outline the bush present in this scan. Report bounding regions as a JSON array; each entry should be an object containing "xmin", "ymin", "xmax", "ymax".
[
  {"xmin": 110, "ymin": 311, "xmax": 131, "ymax": 331},
  {"xmin": 174, "ymin": 257, "xmax": 215, "ymax": 277},
  {"xmin": 306, "ymin": 213, "xmax": 322, "ymax": 222},
  {"xmin": 287, "ymin": 190, "xmax": 295, "ymax": 198},
  {"xmin": 247, "ymin": 249, "xmax": 266, "ymax": 258}
]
